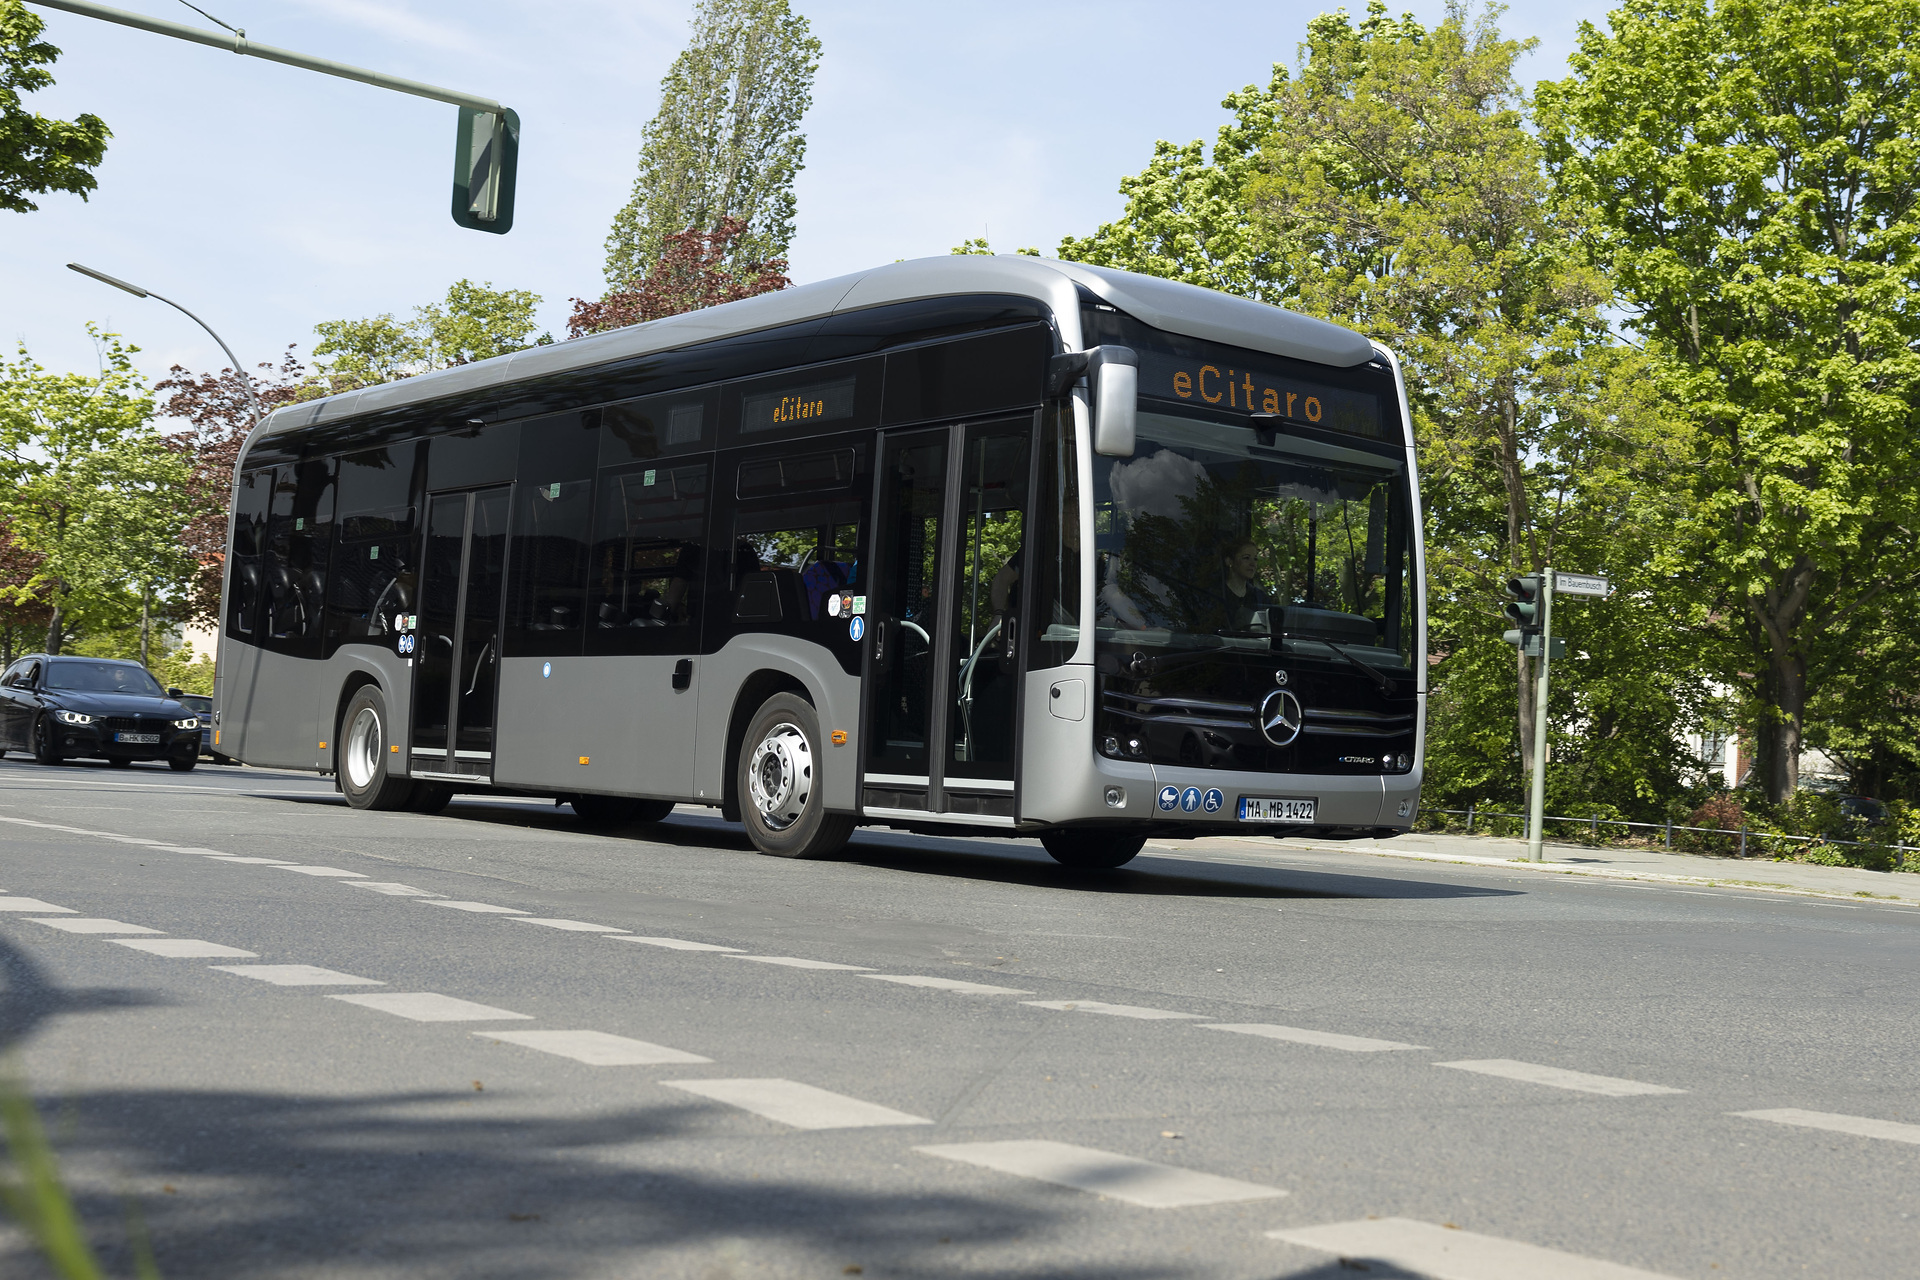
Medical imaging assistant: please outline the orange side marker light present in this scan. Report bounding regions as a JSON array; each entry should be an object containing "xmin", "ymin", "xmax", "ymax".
[
  {"xmin": 830, "ymin": 731, "xmax": 847, "ymax": 746},
  {"xmin": 578, "ymin": 756, "xmax": 591, "ymax": 765}
]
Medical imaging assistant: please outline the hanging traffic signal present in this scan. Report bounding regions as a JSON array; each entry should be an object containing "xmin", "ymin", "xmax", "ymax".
[
  {"xmin": 1502, "ymin": 574, "xmax": 1542, "ymax": 647},
  {"xmin": 452, "ymin": 107, "xmax": 520, "ymax": 234}
]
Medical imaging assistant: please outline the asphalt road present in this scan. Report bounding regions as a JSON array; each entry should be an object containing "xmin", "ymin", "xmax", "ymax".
[{"xmin": 0, "ymin": 756, "xmax": 1915, "ymax": 1279}]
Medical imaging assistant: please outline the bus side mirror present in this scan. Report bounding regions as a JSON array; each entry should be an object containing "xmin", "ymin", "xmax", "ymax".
[{"xmin": 1089, "ymin": 346, "xmax": 1137, "ymax": 458}]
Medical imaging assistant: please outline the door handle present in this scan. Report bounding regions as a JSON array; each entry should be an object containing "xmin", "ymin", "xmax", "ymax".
[
  {"xmin": 873, "ymin": 618, "xmax": 886, "ymax": 665},
  {"xmin": 672, "ymin": 659, "xmax": 693, "ymax": 691}
]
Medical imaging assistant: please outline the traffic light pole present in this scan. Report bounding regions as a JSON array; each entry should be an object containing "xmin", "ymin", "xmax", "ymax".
[{"xmin": 1526, "ymin": 568, "xmax": 1555, "ymax": 862}]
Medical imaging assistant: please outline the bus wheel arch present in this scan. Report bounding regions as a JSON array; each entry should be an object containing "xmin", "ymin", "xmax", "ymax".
[
  {"xmin": 721, "ymin": 670, "xmax": 811, "ymax": 823},
  {"xmin": 337, "ymin": 682, "xmax": 413, "ymax": 811},
  {"xmin": 731, "ymin": 685, "xmax": 853, "ymax": 860}
]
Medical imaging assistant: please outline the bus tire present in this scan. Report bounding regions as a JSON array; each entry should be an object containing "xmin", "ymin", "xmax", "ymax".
[
  {"xmin": 737, "ymin": 693, "xmax": 852, "ymax": 860},
  {"xmin": 337, "ymin": 686, "xmax": 413, "ymax": 811},
  {"xmin": 1040, "ymin": 828, "xmax": 1146, "ymax": 871}
]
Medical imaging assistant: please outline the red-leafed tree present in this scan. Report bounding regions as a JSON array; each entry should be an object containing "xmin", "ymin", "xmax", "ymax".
[
  {"xmin": 154, "ymin": 347, "xmax": 311, "ymax": 626},
  {"xmin": 569, "ymin": 217, "xmax": 789, "ymax": 337},
  {"xmin": 0, "ymin": 518, "xmax": 49, "ymax": 666}
]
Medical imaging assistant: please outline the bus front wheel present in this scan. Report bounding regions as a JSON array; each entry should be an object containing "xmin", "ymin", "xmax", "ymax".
[
  {"xmin": 1040, "ymin": 828, "xmax": 1146, "ymax": 871},
  {"xmin": 737, "ymin": 693, "xmax": 853, "ymax": 860},
  {"xmin": 337, "ymin": 686, "xmax": 413, "ymax": 811}
]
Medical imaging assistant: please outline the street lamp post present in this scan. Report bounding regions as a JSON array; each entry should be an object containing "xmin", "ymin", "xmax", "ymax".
[{"xmin": 66, "ymin": 262, "xmax": 263, "ymax": 426}]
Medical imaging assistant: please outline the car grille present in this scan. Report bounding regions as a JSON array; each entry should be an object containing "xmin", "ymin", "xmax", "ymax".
[{"xmin": 101, "ymin": 716, "xmax": 170, "ymax": 733}]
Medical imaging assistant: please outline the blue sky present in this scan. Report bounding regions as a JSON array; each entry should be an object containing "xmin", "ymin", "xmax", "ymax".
[{"xmin": 4, "ymin": 0, "xmax": 1616, "ymax": 398}]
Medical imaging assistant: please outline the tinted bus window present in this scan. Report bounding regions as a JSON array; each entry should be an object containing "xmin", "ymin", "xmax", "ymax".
[
  {"xmin": 327, "ymin": 444, "xmax": 418, "ymax": 650},
  {"xmin": 228, "ymin": 468, "xmax": 273, "ymax": 638},
  {"xmin": 586, "ymin": 461, "xmax": 709, "ymax": 656},
  {"xmin": 264, "ymin": 460, "xmax": 333, "ymax": 656},
  {"xmin": 600, "ymin": 389, "xmax": 715, "ymax": 467},
  {"xmin": 881, "ymin": 325, "xmax": 1050, "ymax": 425},
  {"xmin": 505, "ymin": 412, "xmax": 600, "ymax": 658}
]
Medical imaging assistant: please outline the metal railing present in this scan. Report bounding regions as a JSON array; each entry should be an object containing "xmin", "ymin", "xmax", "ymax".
[{"xmin": 1419, "ymin": 805, "xmax": 1913, "ymax": 870}]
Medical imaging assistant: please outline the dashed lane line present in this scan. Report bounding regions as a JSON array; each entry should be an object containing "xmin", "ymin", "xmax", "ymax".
[
  {"xmin": 665, "ymin": 1078, "xmax": 932, "ymax": 1130},
  {"xmin": 273, "ymin": 866, "xmax": 367, "ymax": 878},
  {"xmin": 111, "ymin": 938, "xmax": 258, "ymax": 958},
  {"xmin": 417, "ymin": 900, "xmax": 530, "ymax": 915},
  {"xmin": 506, "ymin": 918, "xmax": 631, "ymax": 933},
  {"xmin": 0, "ymin": 898, "xmax": 76, "ymax": 913},
  {"xmin": 1022, "ymin": 1000, "xmax": 1204, "ymax": 1021},
  {"xmin": 917, "ymin": 1139, "xmax": 1285, "ymax": 1209},
  {"xmin": 1732, "ymin": 1107, "xmax": 1920, "ymax": 1145},
  {"xmin": 861, "ymin": 975, "xmax": 1033, "ymax": 996},
  {"xmin": 476, "ymin": 1029, "xmax": 712, "ymax": 1066},
  {"xmin": 202, "ymin": 857, "xmax": 297, "ymax": 865},
  {"xmin": 28, "ymin": 917, "xmax": 163, "ymax": 935},
  {"xmin": 1269, "ymin": 1216, "xmax": 1681, "ymax": 1279},
  {"xmin": 329, "ymin": 992, "xmax": 533, "ymax": 1022},
  {"xmin": 212, "ymin": 964, "xmax": 385, "ymax": 986},
  {"xmin": 345, "ymin": 882, "xmax": 444, "ymax": 897},
  {"xmin": 1435, "ymin": 1059, "xmax": 1686, "ymax": 1097},
  {"xmin": 608, "ymin": 936, "xmax": 743, "ymax": 952},
  {"xmin": 1201, "ymin": 1023, "xmax": 1427, "ymax": 1052},
  {"xmin": 727, "ymin": 955, "xmax": 873, "ymax": 971}
]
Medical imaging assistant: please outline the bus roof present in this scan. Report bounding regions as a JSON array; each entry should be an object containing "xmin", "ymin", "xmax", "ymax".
[{"xmin": 253, "ymin": 256, "xmax": 1379, "ymax": 442}]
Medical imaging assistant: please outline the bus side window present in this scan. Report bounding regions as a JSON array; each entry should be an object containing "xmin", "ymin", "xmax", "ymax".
[
  {"xmin": 264, "ymin": 459, "xmax": 334, "ymax": 656},
  {"xmin": 585, "ymin": 461, "xmax": 708, "ymax": 656},
  {"xmin": 506, "ymin": 478, "xmax": 593, "ymax": 645},
  {"xmin": 328, "ymin": 443, "xmax": 419, "ymax": 650},
  {"xmin": 229, "ymin": 468, "xmax": 273, "ymax": 640}
]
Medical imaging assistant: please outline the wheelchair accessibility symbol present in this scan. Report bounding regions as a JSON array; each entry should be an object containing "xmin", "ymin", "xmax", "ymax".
[{"xmin": 1202, "ymin": 788, "xmax": 1224, "ymax": 813}]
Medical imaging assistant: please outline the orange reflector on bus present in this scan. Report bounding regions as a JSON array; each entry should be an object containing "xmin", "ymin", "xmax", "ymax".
[
  {"xmin": 579, "ymin": 756, "xmax": 590, "ymax": 765},
  {"xmin": 213, "ymin": 730, "xmax": 220, "ymax": 745},
  {"xmin": 830, "ymin": 731, "xmax": 847, "ymax": 745},
  {"xmin": 390, "ymin": 745, "xmax": 398, "ymax": 753}
]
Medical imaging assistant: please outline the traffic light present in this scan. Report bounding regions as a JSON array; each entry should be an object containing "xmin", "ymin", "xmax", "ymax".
[
  {"xmin": 452, "ymin": 107, "xmax": 520, "ymax": 234},
  {"xmin": 1501, "ymin": 574, "xmax": 1542, "ymax": 648}
]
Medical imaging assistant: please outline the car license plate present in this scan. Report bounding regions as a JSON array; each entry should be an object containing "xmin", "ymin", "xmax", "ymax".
[
  {"xmin": 1238, "ymin": 796, "xmax": 1316, "ymax": 823},
  {"xmin": 114, "ymin": 732, "xmax": 160, "ymax": 744}
]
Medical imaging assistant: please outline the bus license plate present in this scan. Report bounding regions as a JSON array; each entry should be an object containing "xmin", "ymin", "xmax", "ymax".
[
  {"xmin": 115, "ymin": 732, "xmax": 159, "ymax": 744},
  {"xmin": 1239, "ymin": 796, "xmax": 1316, "ymax": 823}
]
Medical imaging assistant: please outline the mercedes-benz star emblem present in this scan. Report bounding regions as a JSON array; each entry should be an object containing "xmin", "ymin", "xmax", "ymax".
[
  {"xmin": 1273, "ymin": 670, "xmax": 1290, "ymax": 687},
  {"xmin": 1258, "ymin": 688, "xmax": 1304, "ymax": 747}
]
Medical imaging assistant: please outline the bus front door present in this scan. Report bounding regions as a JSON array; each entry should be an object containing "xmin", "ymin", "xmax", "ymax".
[
  {"xmin": 411, "ymin": 486, "xmax": 509, "ymax": 782},
  {"xmin": 863, "ymin": 420, "xmax": 1029, "ymax": 824}
]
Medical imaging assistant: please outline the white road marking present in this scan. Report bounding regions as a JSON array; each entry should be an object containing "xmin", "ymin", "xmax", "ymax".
[
  {"xmin": 862, "ymin": 974, "xmax": 1033, "ymax": 995},
  {"xmin": 475, "ymin": 1029, "xmax": 711, "ymax": 1065},
  {"xmin": 273, "ymin": 866, "xmax": 367, "ymax": 878},
  {"xmin": 162, "ymin": 847, "xmax": 231, "ymax": 856},
  {"xmin": 0, "ymin": 898, "xmax": 75, "ymax": 913},
  {"xmin": 1021, "ymin": 1000, "xmax": 1203, "ymax": 1021},
  {"xmin": 211, "ymin": 964, "xmax": 384, "ymax": 986},
  {"xmin": 111, "ymin": 938, "xmax": 258, "ymax": 958},
  {"xmin": 1732, "ymin": 1107, "xmax": 1920, "ymax": 1145},
  {"xmin": 1269, "ymin": 1216, "xmax": 1680, "ymax": 1279},
  {"xmin": 418, "ymin": 901, "xmax": 529, "ymax": 915},
  {"xmin": 505, "ymin": 918, "xmax": 630, "ymax": 933},
  {"xmin": 345, "ymin": 882, "xmax": 444, "ymax": 897},
  {"xmin": 727, "ymin": 955, "xmax": 873, "ymax": 971},
  {"xmin": 916, "ymin": 1139, "xmax": 1285, "ymax": 1208},
  {"xmin": 201, "ymin": 857, "xmax": 297, "ymax": 865},
  {"xmin": 29, "ymin": 918, "xmax": 163, "ymax": 935},
  {"xmin": 329, "ymin": 992, "xmax": 532, "ymax": 1022},
  {"xmin": 1202, "ymin": 1023, "xmax": 1427, "ymax": 1052},
  {"xmin": 666, "ymin": 1078, "xmax": 931, "ymax": 1129},
  {"xmin": 1435, "ymin": 1059, "xmax": 1685, "ymax": 1097},
  {"xmin": 608, "ymin": 936, "xmax": 743, "ymax": 952}
]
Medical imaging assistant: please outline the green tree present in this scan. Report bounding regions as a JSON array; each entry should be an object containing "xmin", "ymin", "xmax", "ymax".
[
  {"xmin": 310, "ymin": 279, "xmax": 550, "ymax": 395},
  {"xmin": 602, "ymin": 0, "xmax": 821, "ymax": 291},
  {"xmin": 1, "ymin": 0, "xmax": 108, "ymax": 214},
  {"xmin": 950, "ymin": 238, "xmax": 1039, "ymax": 257},
  {"xmin": 0, "ymin": 329, "xmax": 192, "ymax": 654},
  {"xmin": 1538, "ymin": 0, "xmax": 1920, "ymax": 802}
]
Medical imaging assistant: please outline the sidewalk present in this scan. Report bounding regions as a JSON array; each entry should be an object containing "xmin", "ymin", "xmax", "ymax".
[{"xmin": 1159, "ymin": 827, "xmax": 1920, "ymax": 907}]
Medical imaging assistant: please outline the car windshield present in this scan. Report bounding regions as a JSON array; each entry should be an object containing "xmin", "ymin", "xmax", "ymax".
[
  {"xmin": 45, "ymin": 661, "xmax": 166, "ymax": 696},
  {"xmin": 179, "ymin": 695, "xmax": 212, "ymax": 712},
  {"xmin": 1089, "ymin": 407, "xmax": 1416, "ymax": 670}
]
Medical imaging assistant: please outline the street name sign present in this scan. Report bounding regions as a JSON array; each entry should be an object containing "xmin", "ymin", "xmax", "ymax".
[{"xmin": 1556, "ymin": 572, "xmax": 1611, "ymax": 598}]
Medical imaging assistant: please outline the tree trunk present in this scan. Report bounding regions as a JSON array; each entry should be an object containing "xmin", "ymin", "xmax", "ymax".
[
  {"xmin": 1746, "ymin": 557, "xmax": 1816, "ymax": 804},
  {"xmin": 44, "ymin": 597, "xmax": 63, "ymax": 656},
  {"xmin": 140, "ymin": 587, "xmax": 151, "ymax": 667}
]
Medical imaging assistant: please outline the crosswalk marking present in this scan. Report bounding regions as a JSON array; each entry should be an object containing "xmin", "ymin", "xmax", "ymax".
[
  {"xmin": 505, "ymin": 918, "xmax": 630, "ymax": 933},
  {"xmin": 862, "ymin": 975, "xmax": 1033, "ymax": 995},
  {"xmin": 727, "ymin": 955, "xmax": 873, "ymax": 971},
  {"xmin": 344, "ymin": 882, "xmax": 444, "ymax": 897},
  {"xmin": 0, "ymin": 898, "xmax": 76, "ymax": 913},
  {"xmin": 476, "ymin": 1029, "xmax": 711, "ymax": 1065},
  {"xmin": 1021, "ymin": 1000, "xmax": 1203, "ymax": 1021},
  {"xmin": 665, "ymin": 1078, "xmax": 931, "ymax": 1129},
  {"xmin": 274, "ymin": 866, "xmax": 367, "ymax": 878},
  {"xmin": 1202, "ymin": 1023, "xmax": 1427, "ymax": 1052},
  {"xmin": 1269, "ymin": 1216, "xmax": 1680, "ymax": 1279},
  {"xmin": 201, "ymin": 857, "xmax": 297, "ymax": 865},
  {"xmin": 212, "ymin": 964, "xmax": 384, "ymax": 986},
  {"xmin": 329, "ymin": 992, "xmax": 532, "ymax": 1022},
  {"xmin": 418, "ymin": 900, "xmax": 529, "ymax": 915},
  {"xmin": 917, "ymin": 1139, "xmax": 1285, "ymax": 1208},
  {"xmin": 609, "ymin": 936, "xmax": 743, "ymax": 952},
  {"xmin": 1732, "ymin": 1107, "xmax": 1920, "ymax": 1145},
  {"xmin": 1435, "ymin": 1059, "xmax": 1685, "ymax": 1097},
  {"xmin": 112, "ymin": 938, "xmax": 257, "ymax": 958},
  {"xmin": 29, "ymin": 917, "xmax": 162, "ymax": 935}
]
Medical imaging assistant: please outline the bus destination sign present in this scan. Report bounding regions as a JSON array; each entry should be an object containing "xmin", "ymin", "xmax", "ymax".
[{"xmin": 1136, "ymin": 348, "xmax": 1382, "ymax": 438}]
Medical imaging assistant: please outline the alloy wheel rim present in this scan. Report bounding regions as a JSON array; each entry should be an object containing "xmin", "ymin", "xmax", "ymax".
[
  {"xmin": 747, "ymin": 722, "xmax": 812, "ymax": 831},
  {"xmin": 345, "ymin": 706, "xmax": 381, "ymax": 790}
]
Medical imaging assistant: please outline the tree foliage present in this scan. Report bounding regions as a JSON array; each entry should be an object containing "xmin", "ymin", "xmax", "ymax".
[
  {"xmin": 0, "ymin": 0, "xmax": 108, "ymax": 214},
  {"xmin": 1539, "ymin": 0, "xmax": 1920, "ymax": 803},
  {"xmin": 570, "ymin": 217, "xmax": 789, "ymax": 336},
  {"xmin": 309, "ymin": 279, "xmax": 550, "ymax": 395},
  {"xmin": 602, "ymin": 0, "xmax": 820, "ymax": 290}
]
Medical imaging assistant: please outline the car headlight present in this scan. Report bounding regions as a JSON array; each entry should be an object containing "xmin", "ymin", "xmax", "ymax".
[
  {"xmin": 174, "ymin": 717, "xmax": 200, "ymax": 729},
  {"xmin": 54, "ymin": 709, "xmax": 94, "ymax": 725}
]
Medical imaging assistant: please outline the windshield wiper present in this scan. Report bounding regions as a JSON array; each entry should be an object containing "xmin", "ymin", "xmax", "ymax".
[{"xmin": 1292, "ymin": 635, "xmax": 1398, "ymax": 695}]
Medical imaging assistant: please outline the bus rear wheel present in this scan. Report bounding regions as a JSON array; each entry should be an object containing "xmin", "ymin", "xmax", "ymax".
[
  {"xmin": 338, "ymin": 686, "xmax": 413, "ymax": 811},
  {"xmin": 1040, "ymin": 828, "xmax": 1146, "ymax": 871},
  {"xmin": 737, "ymin": 694, "xmax": 852, "ymax": 860}
]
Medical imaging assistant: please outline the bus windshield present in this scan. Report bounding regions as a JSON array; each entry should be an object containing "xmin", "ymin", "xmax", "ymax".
[{"xmin": 1090, "ymin": 407, "xmax": 1416, "ymax": 671}]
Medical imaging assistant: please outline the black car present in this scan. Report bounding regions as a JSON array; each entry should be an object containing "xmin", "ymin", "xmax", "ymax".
[{"xmin": 0, "ymin": 654, "xmax": 201, "ymax": 770}]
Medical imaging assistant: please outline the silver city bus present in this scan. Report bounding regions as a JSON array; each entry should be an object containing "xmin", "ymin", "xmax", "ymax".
[{"xmin": 215, "ymin": 257, "xmax": 1425, "ymax": 869}]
